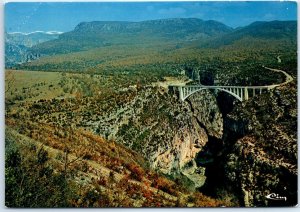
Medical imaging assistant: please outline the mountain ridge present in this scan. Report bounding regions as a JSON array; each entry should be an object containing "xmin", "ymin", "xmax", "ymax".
[
  {"xmin": 5, "ymin": 19, "xmax": 297, "ymax": 68},
  {"xmin": 200, "ymin": 20, "xmax": 297, "ymax": 48},
  {"xmin": 30, "ymin": 18, "xmax": 233, "ymax": 55}
]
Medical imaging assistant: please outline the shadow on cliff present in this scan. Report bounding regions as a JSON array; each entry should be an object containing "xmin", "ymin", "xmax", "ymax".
[{"xmin": 195, "ymin": 91, "xmax": 244, "ymax": 204}]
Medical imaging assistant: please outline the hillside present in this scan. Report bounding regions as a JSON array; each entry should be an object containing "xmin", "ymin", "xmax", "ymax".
[
  {"xmin": 30, "ymin": 18, "xmax": 232, "ymax": 55},
  {"xmin": 12, "ymin": 20, "xmax": 296, "ymax": 88},
  {"xmin": 223, "ymin": 81, "xmax": 297, "ymax": 206},
  {"xmin": 200, "ymin": 20, "xmax": 297, "ymax": 48},
  {"xmin": 5, "ymin": 70, "xmax": 236, "ymax": 207}
]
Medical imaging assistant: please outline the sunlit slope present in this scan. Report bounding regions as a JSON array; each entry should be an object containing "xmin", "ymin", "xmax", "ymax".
[{"xmin": 30, "ymin": 18, "xmax": 232, "ymax": 55}]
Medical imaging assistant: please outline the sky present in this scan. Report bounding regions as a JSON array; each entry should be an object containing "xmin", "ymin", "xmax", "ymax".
[{"xmin": 5, "ymin": 1, "xmax": 297, "ymax": 33}]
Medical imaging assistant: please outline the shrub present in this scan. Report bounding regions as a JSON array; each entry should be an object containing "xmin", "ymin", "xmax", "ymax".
[
  {"xmin": 5, "ymin": 139, "xmax": 72, "ymax": 207},
  {"xmin": 152, "ymin": 176, "xmax": 177, "ymax": 196},
  {"xmin": 97, "ymin": 176, "xmax": 107, "ymax": 187},
  {"xmin": 193, "ymin": 192, "xmax": 230, "ymax": 207},
  {"xmin": 126, "ymin": 163, "xmax": 145, "ymax": 181}
]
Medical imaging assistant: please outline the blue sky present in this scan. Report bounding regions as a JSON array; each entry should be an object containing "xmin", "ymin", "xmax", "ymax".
[{"xmin": 5, "ymin": 1, "xmax": 297, "ymax": 33}]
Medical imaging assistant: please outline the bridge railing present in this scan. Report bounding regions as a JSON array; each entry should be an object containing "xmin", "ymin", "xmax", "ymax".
[
  {"xmin": 173, "ymin": 84, "xmax": 280, "ymax": 102},
  {"xmin": 173, "ymin": 84, "xmax": 279, "ymax": 89},
  {"xmin": 169, "ymin": 66, "xmax": 293, "ymax": 102}
]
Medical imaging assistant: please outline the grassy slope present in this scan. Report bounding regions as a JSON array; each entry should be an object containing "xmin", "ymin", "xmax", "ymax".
[{"xmin": 6, "ymin": 120, "xmax": 233, "ymax": 207}]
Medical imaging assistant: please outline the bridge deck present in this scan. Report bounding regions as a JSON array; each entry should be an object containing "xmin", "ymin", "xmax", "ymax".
[
  {"xmin": 171, "ymin": 66, "xmax": 293, "ymax": 102},
  {"xmin": 174, "ymin": 85, "xmax": 277, "ymax": 89}
]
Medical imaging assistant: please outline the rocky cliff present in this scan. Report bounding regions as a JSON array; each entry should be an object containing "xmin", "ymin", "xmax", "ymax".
[
  {"xmin": 94, "ymin": 86, "xmax": 223, "ymax": 188},
  {"xmin": 15, "ymin": 83, "xmax": 222, "ymax": 189},
  {"xmin": 16, "ymin": 75, "xmax": 296, "ymax": 206},
  {"xmin": 223, "ymin": 82, "xmax": 297, "ymax": 206},
  {"xmin": 188, "ymin": 90, "xmax": 223, "ymax": 139}
]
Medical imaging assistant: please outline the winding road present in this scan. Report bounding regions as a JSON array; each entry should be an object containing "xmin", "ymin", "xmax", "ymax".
[{"xmin": 263, "ymin": 66, "xmax": 293, "ymax": 88}]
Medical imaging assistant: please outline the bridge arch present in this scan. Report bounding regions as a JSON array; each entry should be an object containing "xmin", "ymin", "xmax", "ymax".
[
  {"xmin": 182, "ymin": 88, "xmax": 206, "ymax": 101},
  {"xmin": 175, "ymin": 65, "xmax": 293, "ymax": 102},
  {"xmin": 182, "ymin": 87, "xmax": 243, "ymax": 102},
  {"xmin": 216, "ymin": 88, "xmax": 243, "ymax": 101}
]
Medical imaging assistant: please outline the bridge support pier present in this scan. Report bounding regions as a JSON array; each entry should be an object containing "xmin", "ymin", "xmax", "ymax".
[
  {"xmin": 179, "ymin": 87, "xmax": 184, "ymax": 101},
  {"xmin": 213, "ymin": 88, "xmax": 218, "ymax": 95},
  {"xmin": 174, "ymin": 84, "xmax": 274, "ymax": 103},
  {"xmin": 244, "ymin": 87, "xmax": 249, "ymax": 101}
]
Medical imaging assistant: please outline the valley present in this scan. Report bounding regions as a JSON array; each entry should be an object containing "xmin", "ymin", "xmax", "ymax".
[{"xmin": 5, "ymin": 17, "xmax": 297, "ymax": 207}]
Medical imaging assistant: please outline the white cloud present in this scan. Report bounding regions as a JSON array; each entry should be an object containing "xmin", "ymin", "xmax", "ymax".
[{"xmin": 8, "ymin": 31, "xmax": 63, "ymax": 35}]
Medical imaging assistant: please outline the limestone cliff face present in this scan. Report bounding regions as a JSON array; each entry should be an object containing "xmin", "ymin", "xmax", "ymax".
[
  {"xmin": 27, "ymin": 85, "xmax": 222, "ymax": 188},
  {"xmin": 223, "ymin": 82, "xmax": 297, "ymax": 206},
  {"xmin": 188, "ymin": 90, "xmax": 223, "ymax": 139},
  {"xmin": 94, "ymin": 86, "xmax": 222, "ymax": 188}
]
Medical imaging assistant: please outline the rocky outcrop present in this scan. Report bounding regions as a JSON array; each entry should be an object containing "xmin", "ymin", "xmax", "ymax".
[
  {"xmin": 223, "ymin": 82, "xmax": 297, "ymax": 206},
  {"xmin": 22, "ymin": 84, "xmax": 222, "ymax": 188},
  {"xmin": 5, "ymin": 31, "xmax": 58, "ymax": 67},
  {"xmin": 188, "ymin": 90, "xmax": 223, "ymax": 139},
  {"xmin": 5, "ymin": 43, "xmax": 41, "ymax": 68},
  {"xmin": 93, "ymin": 86, "xmax": 222, "ymax": 188}
]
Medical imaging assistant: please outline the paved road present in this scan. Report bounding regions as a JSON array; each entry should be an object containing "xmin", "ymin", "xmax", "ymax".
[{"xmin": 263, "ymin": 66, "xmax": 293, "ymax": 87}]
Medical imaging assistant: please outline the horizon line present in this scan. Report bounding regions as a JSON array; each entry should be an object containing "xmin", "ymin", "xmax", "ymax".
[{"xmin": 6, "ymin": 18, "xmax": 297, "ymax": 34}]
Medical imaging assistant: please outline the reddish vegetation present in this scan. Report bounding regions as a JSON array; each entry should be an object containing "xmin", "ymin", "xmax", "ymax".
[
  {"xmin": 5, "ymin": 96, "xmax": 235, "ymax": 207},
  {"xmin": 126, "ymin": 163, "xmax": 145, "ymax": 181}
]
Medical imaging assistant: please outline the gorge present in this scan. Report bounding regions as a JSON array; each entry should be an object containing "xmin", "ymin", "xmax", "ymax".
[
  {"xmin": 5, "ymin": 16, "xmax": 297, "ymax": 207},
  {"xmin": 79, "ymin": 70, "xmax": 296, "ymax": 206}
]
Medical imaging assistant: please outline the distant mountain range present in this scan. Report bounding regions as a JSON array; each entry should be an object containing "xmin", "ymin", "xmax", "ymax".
[
  {"xmin": 201, "ymin": 20, "xmax": 297, "ymax": 48},
  {"xmin": 30, "ymin": 18, "xmax": 233, "ymax": 55},
  {"xmin": 5, "ymin": 18, "xmax": 297, "ymax": 68},
  {"xmin": 6, "ymin": 31, "xmax": 62, "ymax": 48},
  {"xmin": 5, "ymin": 31, "xmax": 63, "ymax": 67}
]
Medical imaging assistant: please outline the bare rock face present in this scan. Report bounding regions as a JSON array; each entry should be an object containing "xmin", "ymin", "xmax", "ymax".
[
  {"xmin": 94, "ymin": 87, "xmax": 223, "ymax": 188},
  {"xmin": 224, "ymin": 83, "xmax": 297, "ymax": 206},
  {"xmin": 26, "ymin": 85, "xmax": 222, "ymax": 188},
  {"xmin": 188, "ymin": 90, "xmax": 223, "ymax": 139},
  {"xmin": 151, "ymin": 122, "xmax": 207, "ymax": 174}
]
